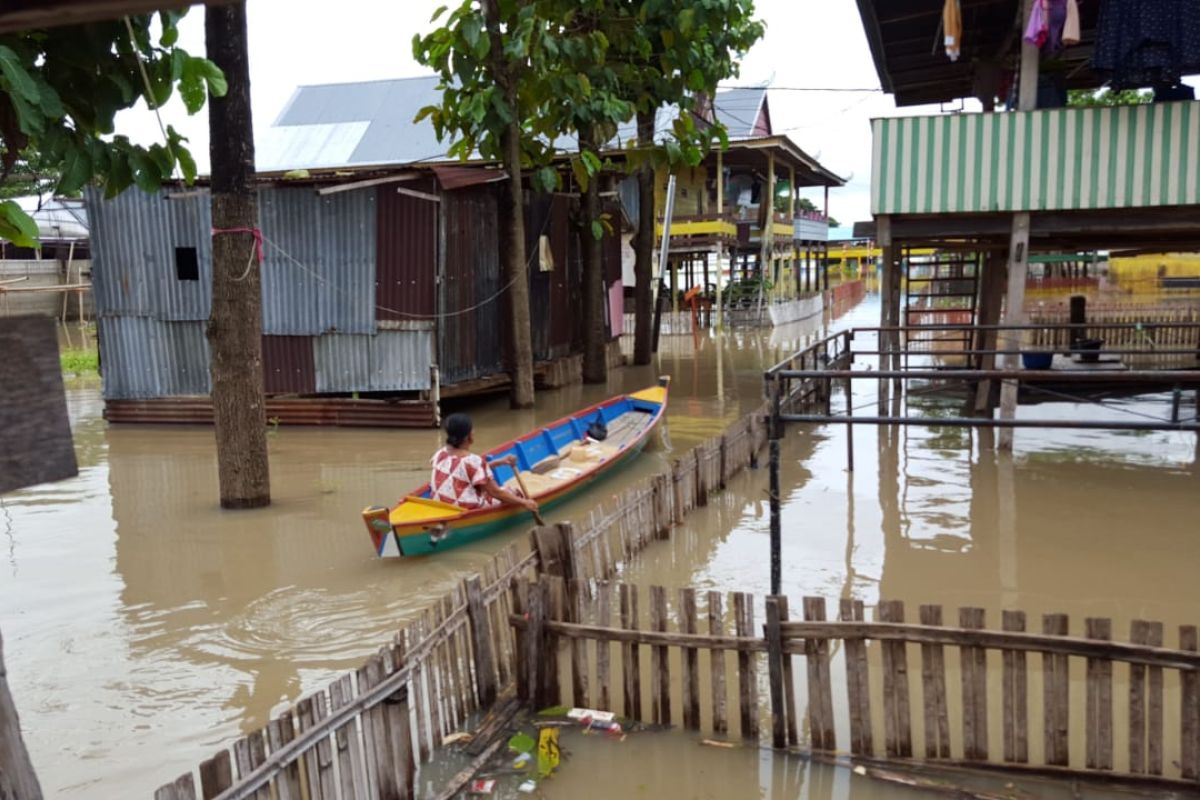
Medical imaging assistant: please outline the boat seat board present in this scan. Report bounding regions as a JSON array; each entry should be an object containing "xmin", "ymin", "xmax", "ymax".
[{"xmin": 390, "ymin": 495, "xmax": 464, "ymax": 525}]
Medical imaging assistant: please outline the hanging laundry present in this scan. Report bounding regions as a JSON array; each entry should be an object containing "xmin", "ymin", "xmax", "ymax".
[
  {"xmin": 1024, "ymin": 0, "xmax": 1050, "ymax": 49},
  {"xmin": 1062, "ymin": 0, "xmax": 1081, "ymax": 46},
  {"xmin": 943, "ymin": 0, "xmax": 962, "ymax": 62},
  {"xmin": 1045, "ymin": 0, "xmax": 1069, "ymax": 54},
  {"xmin": 1092, "ymin": 0, "xmax": 1200, "ymax": 90}
]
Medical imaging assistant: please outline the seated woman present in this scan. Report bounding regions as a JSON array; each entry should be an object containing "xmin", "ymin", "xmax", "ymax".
[{"xmin": 430, "ymin": 413, "xmax": 539, "ymax": 513}]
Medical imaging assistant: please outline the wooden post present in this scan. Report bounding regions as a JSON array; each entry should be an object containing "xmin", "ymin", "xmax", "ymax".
[
  {"xmin": 328, "ymin": 676, "xmax": 365, "ymax": 800},
  {"xmin": 765, "ymin": 596, "xmax": 788, "ymax": 749},
  {"xmin": 595, "ymin": 581, "xmax": 612, "ymax": 711},
  {"xmin": 1130, "ymin": 619, "xmax": 1165, "ymax": 775},
  {"xmin": 734, "ymin": 593, "xmax": 758, "ymax": 739},
  {"xmin": 761, "ymin": 153, "xmax": 775, "ymax": 305},
  {"xmin": 876, "ymin": 215, "xmax": 895, "ymax": 414},
  {"xmin": 959, "ymin": 607, "xmax": 989, "ymax": 761},
  {"xmin": 679, "ymin": 588, "xmax": 700, "ymax": 730},
  {"xmin": 840, "ymin": 598, "xmax": 873, "ymax": 756},
  {"xmin": 1042, "ymin": 613, "xmax": 1070, "ymax": 766},
  {"xmin": 878, "ymin": 600, "xmax": 912, "ymax": 757},
  {"xmin": 465, "ymin": 576, "xmax": 497, "ymax": 708},
  {"xmin": 620, "ymin": 583, "xmax": 642, "ymax": 721},
  {"xmin": 768, "ymin": 380, "xmax": 782, "ymax": 595},
  {"xmin": 1085, "ymin": 617, "xmax": 1114, "ymax": 771},
  {"xmin": 1001, "ymin": 610, "xmax": 1029, "ymax": 763},
  {"xmin": 708, "ymin": 591, "xmax": 728, "ymax": 735},
  {"xmin": 803, "ymin": 597, "xmax": 834, "ymax": 751},
  {"xmin": 649, "ymin": 585, "xmax": 670, "ymax": 725},
  {"xmin": 1180, "ymin": 625, "xmax": 1199, "ymax": 780},
  {"xmin": 715, "ymin": 148, "xmax": 724, "ymax": 331},
  {"xmin": 918, "ymin": 605, "xmax": 951, "ymax": 759}
]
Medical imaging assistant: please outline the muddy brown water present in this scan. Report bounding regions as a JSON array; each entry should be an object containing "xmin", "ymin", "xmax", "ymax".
[{"xmin": 2, "ymin": 294, "xmax": 1198, "ymax": 797}]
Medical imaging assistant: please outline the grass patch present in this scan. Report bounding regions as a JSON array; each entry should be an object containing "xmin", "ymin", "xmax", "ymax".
[{"xmin": 60, "ymin": 348, "xmax": 99, "ymax": 375}]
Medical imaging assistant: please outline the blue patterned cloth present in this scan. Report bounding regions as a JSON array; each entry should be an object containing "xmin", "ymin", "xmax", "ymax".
[{"xmin": 1092, "ymin": 0, "xmax": 1200, "ymax": 88}]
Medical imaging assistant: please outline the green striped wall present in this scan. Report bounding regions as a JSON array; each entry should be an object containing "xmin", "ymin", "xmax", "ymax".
[{"xmin": 871, "ymin": 102, "xmax": 1200, "ymax": 215}]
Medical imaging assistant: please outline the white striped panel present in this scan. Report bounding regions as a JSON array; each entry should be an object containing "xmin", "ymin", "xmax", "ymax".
[
  {"xmin": 931, "ymin": 116, "xmax": 945, "ymax": 212},
  {"xmin": 1169, "ymin": 104, "xmax": 1184, "ymax": 204},
  {"xmin": 1149, "ymin": 105, "xmax": 1164, "ymax": 206},
  {"xmin": 996, "ymin": 114, "xmax": 1009, "ymax": 211},
  {"xmin": 1079, "ymin": 109, "xmax": 1094, "ymax": 209},
  {"xmin": 978, "ymin": 114, "xmax": 991, "ymax": 212},
  {"xmin": 948, "ymin": 117, "xmax": 962, "ymax": 212},
  {"xmin": 899, "ymin": 117, "xmax": 914, "ymax": 213},
  {"xmin": 1131, "ymin": 105, "xmax": 1147, "ymax": 206},
  {"xmin": 1185, "ymin": 107, "xmax": 1195, "ymax": 203},
  {"xmin": 915, "ymin": 116, "xmax": 929, "ymax": 213},
  {"xmin": 1115, "ymin": 106, "xmax": 1130, "ymax": 207},
  {"xmin": 1011, "ymin": 113, "xmax": 1026, "ymax": 211},
  {"xmin": 1063, "ymin": 110, "xmax": 1077, "ymax": 209},
  {"xmin": 1032, "ymin": 110, "xmax": 1041, "ymax": 209},
  {"xmin": 1045, "ymin": 110, "xmax": 1060, "ymax": 209},
  {"xmin": 886, "ymin": 118, "xmax": 900, "ymax": 213},
  {"xmin": 871, "ymin": 119, "xmax": 884, "ymax": 214},
  {"xmin": 1096, "ymin": 109, "xmax": 1111, "ymax": 209}
]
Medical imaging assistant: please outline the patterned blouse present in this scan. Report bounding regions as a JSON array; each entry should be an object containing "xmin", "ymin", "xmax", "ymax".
[{"xmin": 429, "ymin": 448, "xmax": 500, "ymax": 510}]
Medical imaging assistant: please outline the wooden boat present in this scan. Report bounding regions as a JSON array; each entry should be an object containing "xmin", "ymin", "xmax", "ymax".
[{"xmin": 362, "ymin": 377, "xmax": 669, "ymax": 558}]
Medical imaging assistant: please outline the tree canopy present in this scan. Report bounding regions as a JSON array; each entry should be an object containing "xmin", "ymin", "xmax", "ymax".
[
  {"xmin": 0, "ymin": 11, "xmax": 225, "ymax": 246},
  {"xmin": 1067, "ymin": 88, "xmax": 1152, "ymax": 107}
]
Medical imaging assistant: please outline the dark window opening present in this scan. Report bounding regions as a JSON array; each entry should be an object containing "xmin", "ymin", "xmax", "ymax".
[{"xmin": 175, "ymin": 247, "xmax": 199, "ymax": 281}]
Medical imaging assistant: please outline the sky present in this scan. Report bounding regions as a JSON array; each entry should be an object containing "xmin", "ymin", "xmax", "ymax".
[{"xmin": 110, "ymin": 0, "xmax": 1198, "ymax": 229}]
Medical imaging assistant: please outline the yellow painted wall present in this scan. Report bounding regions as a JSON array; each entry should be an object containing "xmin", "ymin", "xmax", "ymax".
[
  {"xmin": 654, "ymin": 165, "xmax": 709, "ymax": 217},
  {"xmin": 1109, "ymin": 253, "xmax": 1200, "ymax": 284}
]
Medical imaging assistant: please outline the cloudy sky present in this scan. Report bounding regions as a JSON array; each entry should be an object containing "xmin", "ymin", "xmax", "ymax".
[{"xmin": 110, "ymin": 0, "xmax": 1195, "ymax": 228}]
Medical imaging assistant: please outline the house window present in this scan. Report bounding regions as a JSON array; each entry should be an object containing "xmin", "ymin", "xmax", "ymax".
[{"xmin": 174, "ymin": 247, "xmax": 199, "ymax": 281}]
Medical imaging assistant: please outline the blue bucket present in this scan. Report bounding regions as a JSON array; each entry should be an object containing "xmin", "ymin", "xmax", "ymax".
[{"xmin": 1021, "ymin": 352, "xmax": 1053, "ymax": 370}]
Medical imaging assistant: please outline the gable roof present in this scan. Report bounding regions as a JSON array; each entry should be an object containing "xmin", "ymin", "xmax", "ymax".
[{"xmin": 713, "ymin": 87, "xmax": 769, "ymax": 138}]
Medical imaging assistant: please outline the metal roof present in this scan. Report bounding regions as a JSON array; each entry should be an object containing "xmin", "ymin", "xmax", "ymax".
[
  {"xmin": 713, "ymin": 87, "xmax": 768, "ymax": 139},
  {"xmin": 855, "ymin": 0, "xmax": 1103, "ymax": 107},
  {"xmin": 258, "ymin": 76, "xmax": 451, "ymax": 172}
]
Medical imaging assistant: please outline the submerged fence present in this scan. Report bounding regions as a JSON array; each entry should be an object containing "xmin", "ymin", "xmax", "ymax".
[
  {"xmin": 514, "ymin": 574, "xmax": 1200, "ymax": 793},
  {"xmin": 151, "ymin": 403, "xmax": 770, "ymax": 800}
]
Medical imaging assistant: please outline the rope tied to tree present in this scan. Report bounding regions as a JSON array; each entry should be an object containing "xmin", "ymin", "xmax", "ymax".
[{"xmin": 212, "ymin": 226, "xmax": 264, "ymax": 282}]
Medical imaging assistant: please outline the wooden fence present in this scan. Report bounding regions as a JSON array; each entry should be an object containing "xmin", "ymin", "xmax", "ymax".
[
  {"xmin": 151, "ymin": 403, "xmax": 770, "ymax": 800},
  {"xmin": 1029, "ymin": 309, "xmax": 1200, "ymax": 367},
  {"xmin": 513, "ymin": 576, "xmax": 1200, "ymax": 793}
]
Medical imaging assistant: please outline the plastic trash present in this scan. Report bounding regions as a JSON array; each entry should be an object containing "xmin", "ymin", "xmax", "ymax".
[
  {"xmin": 468, "ymin": 778, "xmax": 496, "ymax": 794},
  {"xmin": 537, "ymin": 727, "xmax": 561, "ymax": 778},
  {"xmin": 567, "ymin": 708, "xmax": 615, "ymax": 723},
  {"xmin": 513, "ymin": 751, "xmax": 532, "ymax": 769},
  {"xmin": 517, "ymin": 779, "xmax": 538, "ymax": 793},
  {"xmin": 507, "ymin": 731, "xmax": 536, "ymax": 754}
]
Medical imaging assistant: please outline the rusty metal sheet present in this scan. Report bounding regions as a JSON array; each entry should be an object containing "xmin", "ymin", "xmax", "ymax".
[
  {"xmin": 376, "ymin": 178, "xmax": 436, "ymax": 321},
  {"xmin": 262, "ymin": 335, "xmax": 316, "ymax": 394},
  {"xmin": 440, "ymin": 186, "xmax": 503, "ymax": 384}
]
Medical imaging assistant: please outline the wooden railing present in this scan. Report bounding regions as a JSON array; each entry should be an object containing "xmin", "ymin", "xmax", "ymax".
[
  {"xmin": 511, "ymin": 576, "xmax": 1200, "ymax": 792},
  {"xmin": 151, "ymin": 403, "xmax": 770, "ymax": 799}
]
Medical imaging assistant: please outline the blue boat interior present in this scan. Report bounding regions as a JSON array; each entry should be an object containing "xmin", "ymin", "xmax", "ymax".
[{"xmin": 418, "ymin": 393, "xmax": 663, "ymax": 496}]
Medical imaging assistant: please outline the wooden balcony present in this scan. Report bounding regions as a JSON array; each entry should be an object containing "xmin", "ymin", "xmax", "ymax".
[{"xmin": 871, "ymin": 101, "xmax": 1200, "ymax": 216}]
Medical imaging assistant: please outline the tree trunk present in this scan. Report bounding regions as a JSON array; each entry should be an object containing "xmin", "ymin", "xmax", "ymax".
[
  {"xmin": 482, "ymin": 0, "xmax": 534, "ymax": 408},
  {"xmin": 579, "ymin": 127, "xmax": 607, "ymax": 384},
  {"xmin": 206, "ymin": 2, "xmax": 270, "ymax": 509},
  {"xmin": 0, "ymin": 627, "xmax": 43, "ymax": 800},
  {"xmin": 632, "ymin": 110, "xmax": 655, "ymax": 366}
]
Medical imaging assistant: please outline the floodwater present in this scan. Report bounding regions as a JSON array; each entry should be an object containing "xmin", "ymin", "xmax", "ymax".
[{"xmin": 2, "ymin": 291, "xmax": 1198, "ymax": 797}]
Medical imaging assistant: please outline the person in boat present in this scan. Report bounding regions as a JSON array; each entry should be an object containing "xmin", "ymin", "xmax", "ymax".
[{"xmin": 430, "ymin": 413, "xmax": 539, "ymax": 513}]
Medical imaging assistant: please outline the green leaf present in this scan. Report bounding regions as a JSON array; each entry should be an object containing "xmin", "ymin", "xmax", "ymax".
[
  {"xmin": 177, "ymin": 147, "xmax": 197, "ymax": 184},
  {"xmin": 105, "ymin": 150, "xmax": 134, "ymax": 199},
  {"xmin": 159, "ymin": 10, "xmax": 180, "ymax": 47},
  {"xmin": 196, "ymin": 58, "xmax": 227, "ymax": 98},
  {"xmin": 570, "ymin": 158, "xmax": 589, "ymax": 192},
  {"xmin": 430, "ymin": 4, "xmax": 448, "ymax": 22},
  {"xmin": 56, "ymin": 146, "xmax": 93, "ymax": 195},
  {"xmin": 0, "ymin": 45, "xmax": 39, "ymax": 103},
  {"xmin": 129, "ymin": 150, "xmax": 163, "ymax": 194},
  {"xmin": 461, "ymin": 15, "xmax": 482, "ymax": 49},
  {"xmin": 0, "ymin": 201, "xmax": 40, "ymax": 248},
  {"xmin": 32, "ymin": 76, "xmax": 64, "ymax": 118},
  {"xmin": 590, "ymin": 220, "xmax": 603, "ymax": 240},
  {"xmin": 580, "ymin": 150, "xmax": 601, "ymax": 174},
  {"xmin": 8, "ymin": 91, "xmax": 45, "ymax": 135},
  {"xmin": 577, "ymin": 73, "xmax": 591, "ymax": 96}
]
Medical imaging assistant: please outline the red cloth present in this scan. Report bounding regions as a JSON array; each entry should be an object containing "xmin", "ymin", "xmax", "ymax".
[{"xmin": 429, "ymin": 448, "xmax": 499, "ymax": 510}]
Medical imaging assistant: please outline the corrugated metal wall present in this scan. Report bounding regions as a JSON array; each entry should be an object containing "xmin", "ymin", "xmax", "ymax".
[
  {"xmin": 97, "ymin": 317, "xmax": 211, "ymax": 398},
  {"xmin": 317, "ymin": 189, "xmax": 377, "ymax": 334},
  {"xmin": 441, "ymin": 186, "xmax": 503, "ymax": 383},
  {"xmin": 376, "ymin": 179, "xmax": 437, "ymax": 320},
  {"xmin": 871, "ymin": 101, "xmax": 1200, "ymax": 215},
  {"xmin": 526, "ymin": 194, "xmax": 574, "ymax": 361},
  {"xmin": 161, "ymin": 193, "xmax": 213, "ymax": 320},
  {"xmin": 262, "ymin": 335, "xmax": 316, "ymax": 394},
  {"xmin": 314, "ymin": 331, "xmax": 432, "ymax": 392},
  {"xmin": 258, "ymin": 188, "xmax": 323, "ymax": 334}
]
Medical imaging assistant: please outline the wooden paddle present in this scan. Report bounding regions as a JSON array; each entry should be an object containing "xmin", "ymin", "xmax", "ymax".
[{"xmin": 511, "ymin": 469, "xmax": 545, "ymax": 525}]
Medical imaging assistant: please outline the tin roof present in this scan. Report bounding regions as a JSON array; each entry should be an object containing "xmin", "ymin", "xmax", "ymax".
[{"xmin": 713, "ymin": 87, "xmax": 769, "ymax": 139}]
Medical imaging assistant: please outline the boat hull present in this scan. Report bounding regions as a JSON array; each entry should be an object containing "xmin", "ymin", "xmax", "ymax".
[
  {"xmin": 379, "ymin": 438, "xmax": 648, "ymax": 557},
  {"xmin": 364, "ymin": 380, "xmax": 668, "ymax": 558}
]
